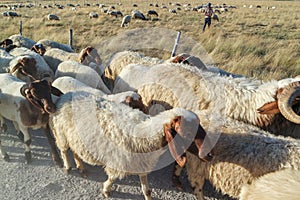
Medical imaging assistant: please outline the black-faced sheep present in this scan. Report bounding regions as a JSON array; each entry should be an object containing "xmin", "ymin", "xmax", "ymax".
[
  {"xmin": 0, "ymin": 73, "xmax": 62, "ymax": 164},
  {"xmin": 50, "ymin": 91, "xmax": 213, "ymax": 199}
]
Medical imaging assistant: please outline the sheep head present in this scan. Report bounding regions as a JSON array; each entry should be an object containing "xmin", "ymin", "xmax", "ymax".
[
  {"xmin": 257, "ymin": 81, "xmax": 300, "ymax": 124},
  {"xmin": 163, "ymin": 116, "xmax": 213, "ymax": 167},
  {"xmin": 78, "ymin": 46, "xmax": 102, "ymax": 66},
  {"xmin": 10, "ymin": 57, "xmax": 38, "ymax": 81},
  {"xmin": 30, "ymin": 43, "xmax": 46, "ymax": 56},
  {"xmin": 20, "ymin": 78, "xmax": 62, "ymax": 114}
]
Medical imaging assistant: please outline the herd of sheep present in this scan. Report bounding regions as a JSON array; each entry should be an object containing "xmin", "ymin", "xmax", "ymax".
[{"xmin": 0, "ymin": 20, "xmax": 299, "ymax": 200}]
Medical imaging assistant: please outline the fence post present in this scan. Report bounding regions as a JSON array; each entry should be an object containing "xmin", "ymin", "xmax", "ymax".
[
  {"xmin": 19, "ymin": 20, "xmax": 22, "ymax": 36},
  {"xmin": 69, "ymin": 28, "xmax": 73, "ymax": 49},
  {"xmin": 171, "ymin": 31, "xmax": 181, "ymax": 57}
]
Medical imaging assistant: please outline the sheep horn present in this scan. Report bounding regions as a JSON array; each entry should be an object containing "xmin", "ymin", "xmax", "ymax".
[
  {"xmin": 277, "ymin": 81, "xmax": 300, "ymax": 124},
  {"xmin": 20, "ymin": 84, "xmax": 30, "ymax": 97},
  {"xmin": 163, "ymin": 117, "xmax": 187, "ymax": 167}
]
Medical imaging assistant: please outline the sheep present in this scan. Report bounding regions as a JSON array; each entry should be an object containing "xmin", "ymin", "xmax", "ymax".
[
  {"xmin": 0, "ymin": 48, "xmax": 14, "ymax": 72},
  {"xmin": 43, "ymin": 48, "xmax": 78, "ymax": 73},
  {"xmin": 185, "ymin": 116, "xmax": 300, "ymax": 199},
  {"xmin": 147, "ymin": 10, "xmax": 158, "ymax": 18},
  {"xmin": 8, "ymin": 47, "xmax": 54, "ymax": 80},
  {"xmin": 49, "ymin": 90, "xmax": 213, "ymax": 199},
  {"xmin": 8, "ymin": 34, "xmax": 36, "ymax": 49},
  {"xmin": 47, "ymin": 14, "xmax": 59, "ymax": 20},
  {"xmin": 52, "ymin": 76, "xmax": 146, "ymax": 112},
  {"xmin": 0, "ymin": 38, "xmax": 13, "ymax": 48},
  {"xmin": 30, "ymin": 43, "xmax": 46, "ymax": 56},
  {"xmin": 112, "ymin": 61, "xmax": 300, "ymax": 138},
  {"xmin": 78, "ymin": 46, "xmax": 104, "ymax": 75},
  {"xmin": 103, "ymin": 51, "xmax": 163, "ymax": 91},
  {"xmin": 2, "ymin": 11, "xmax": 20, "ymax": 17},
  {"xmin": 0, "ymin": 73, "xmax": 63, "ymax": 164},
  {"xmin": 35, "ymin": 39, "xmax": 74, "ymax": 52},
  {"xmin": 55, "ymin": 60, "xmax": 111, "ymax": 94},
  {"xmin": 89, "ymin": 12, "xmax": 98, "ymax": 18},
  {"xmin": 121, "ymin": 15, "xmax": 131, "ymax": 27},
  {"xmin": 131, "ymin": 10, "xmax": 146, "ymax": 20},
  {"xmin": 240, "ymin": 169, "xmax": 300, "ymax": 200},
  {"xmin": 107, "ymin": 10, "xmax": 123, "ymax": 18}
]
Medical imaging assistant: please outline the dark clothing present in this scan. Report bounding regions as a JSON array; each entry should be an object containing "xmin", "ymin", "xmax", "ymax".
[
  {"xmin": 202, "ymin": 7, "xmax": 213, "ymax": 32},
  {"xmin": 203, "ymin": 17, "xmax": 211, "ymax": 32}
]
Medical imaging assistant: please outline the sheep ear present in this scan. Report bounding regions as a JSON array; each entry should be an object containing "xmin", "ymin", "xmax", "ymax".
[
  {"xmin": 163, "ymin": 119, "xmax": 187, "ymax": 168},
  {"xmin": 20, "ymin": 84, "xmax": 30, "ymax": 97},
  {"xmin": 51, "ymin": 86, "xmax": 64, "ymax": 97},
  {"xmin": 257, "ymin": 101, "xmax": 280, "ymax": 114}
]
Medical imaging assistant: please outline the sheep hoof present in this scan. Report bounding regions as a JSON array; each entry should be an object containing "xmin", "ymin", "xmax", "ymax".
[
  {"xmin": 63, "ymin": 167, "xmax": 71, "ymax": 175},
  {"xmin": 3, "ymin": 153, "xmax": 10, "ymax": 162},
  {"xmin": 79, "ymin": 169, "xmax": 88, "ymax": 179},
  {"xmin": 172, "ymin": 175, "xmax": 183, "ymax": 190},
  {"xmin": 25, "ymin": 151, "xmax": 32, "ymax": 164},
  {"xmin": 0, "ymin": 124, "xmax": 7, "ymax": 132},
  {"xmin": 52, "ymin": 154, "xmax": 63, "ymax": 168},
  {"xmin": 103, "ymin": 191, "xmax": 110, "ymax": 198}
]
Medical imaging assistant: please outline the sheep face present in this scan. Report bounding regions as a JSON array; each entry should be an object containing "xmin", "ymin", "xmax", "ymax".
[
  {"xmin": 20, "ymin": 79, "xmax": 58, "ymax": 114},
  {"xmin": 163, "ymin": 116, "xmax": 213, "ymax": 167}
]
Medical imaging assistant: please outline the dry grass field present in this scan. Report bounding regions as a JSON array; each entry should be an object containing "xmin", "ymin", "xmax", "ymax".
[{"xmin": 1, "ymin": 0, "xmax": 299, "ymax": 80}]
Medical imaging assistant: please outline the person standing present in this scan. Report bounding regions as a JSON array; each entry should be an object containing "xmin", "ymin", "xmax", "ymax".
[{"xmin": 202, "ymin": 2, "xmax": 213, "ymax": 32}]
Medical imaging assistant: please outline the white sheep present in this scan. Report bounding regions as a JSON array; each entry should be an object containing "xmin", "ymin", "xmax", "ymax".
[
  {"xmin": 36, "ymin": 39, "xmax": 74, "ymax": 53},
  {"xmin": 52, "ymin": 76, "xmax": 146, "ymax": 112},
  {"xmin": 49, "ymin": 91, "xmax": 213, "ymax": 199},
  {"xmin": 240, "ymin": 169, "xmax": 300, "ymax": 200},
  {"xmin": 131, "ymin": 10, "xmax": 146, "ymax": 20},
  {"xmin": 103, "ymin": 51, "xmax": 163, "ymax": 91},
  {"xmin": 121, "ymin": 15, "xmax": 131, "ymax": 27},
  {"xmin": 185, "ymin": 117, "xmax": 300, "ymax": 199},
  {"xmin": 0, "ymin": 48, "xmax": 14, "ymax": 72},
  {"xmin": 55, "ymin": 60, "xmax": 111, "ymax": 94},
  {"xmin": 9, "ymin": 47, "xmax": 54, "ymax": 80},
  {"xmin": 0, "ymin": 73, "xmax": 62, "ymax": 164},
  {"xmin": 43, "ymin": 48, "xmax": 78, "ymax": 72},
  {"xmin": 8, "ymin": 34, "xmax": 36, "ymax": 49},
  {"xmin": 112, "ymin": 62, "xmax": 300, "ymax": 138}
]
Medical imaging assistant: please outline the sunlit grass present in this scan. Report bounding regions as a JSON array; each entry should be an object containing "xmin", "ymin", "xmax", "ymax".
[{"xmin": 0, "ymin": 0, "xmax": 299, "ymax": 80}]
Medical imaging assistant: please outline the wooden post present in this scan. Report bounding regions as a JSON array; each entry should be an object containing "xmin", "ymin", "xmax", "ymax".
[
  {"xmin": 19, "ymin": 20, "xmax": 22, "ymax": 36},
  {"xmin": 69, "ymin": 28, "xmax": 73, "ymax": 49},
  {"xmin": 171, "ymin": 31, "xmax": 181, "ymax": 57}
]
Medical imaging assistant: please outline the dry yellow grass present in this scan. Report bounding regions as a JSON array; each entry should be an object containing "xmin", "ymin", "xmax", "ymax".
[{"xmin": 0, "ymin": 0, "xmax": 299, "ymax": 80}]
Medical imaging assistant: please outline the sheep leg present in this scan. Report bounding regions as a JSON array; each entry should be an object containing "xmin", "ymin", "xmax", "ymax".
[
  {"xmin": 19, "ymin": 126, "xmax": 31, "ymax": 164},
  {"xmin": 0, "ymin": 138, "xmax": 9, "ymax": 161},
  {"xmin": 139, "ymin": 174, "xmax": 151, "ymax": 200},
  {"xmin": 60, "ymin": 149, "xmax": 72, "ymax": 174},
  {"xmin": 103, "ymin": 172, "xmax": 117, "ymax": 198},
  {"xmin": 72, "ymin": 152, "xmax": 87, "ymax": 178},
  {"xmin": 172, "ymin": 162, "xmax": 184, "ymax": 190},
  {"xmin": 186, "ymin": 163, "xmax": 205, "ymax": 200},
  {"xmin": 0, "ymin": 117, "xmax": 9, "ymax": 161},
  {"xmin": 43, "ymin": 125, "xmax": 62, "ymax": 167}
]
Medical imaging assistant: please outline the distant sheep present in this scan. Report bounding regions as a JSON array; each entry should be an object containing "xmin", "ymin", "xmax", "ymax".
[
  {"xmin": 121, "ymin": 15, "xmax": 131, "ymax": 27},
  {"xmin": 89, "ymin": 12, "xmax": 98, "ymax": 18},
  {"xmin": 47, "ymin": 14, "xmax": 60, "ymax": 20},
  {"xmin": 147, "ymin": 10, "xmax": 158, "ymax": 17},
  {"xmin": 131, "ymin": 10, "xmax": 146, "ymax": 20},
  {"xmin": 2, "ymin": 11, "xmax": 20, "ymax": 17},
  {"xmin": 50, "ymin": 91, "xmax": 213, "ymax": 199}
]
